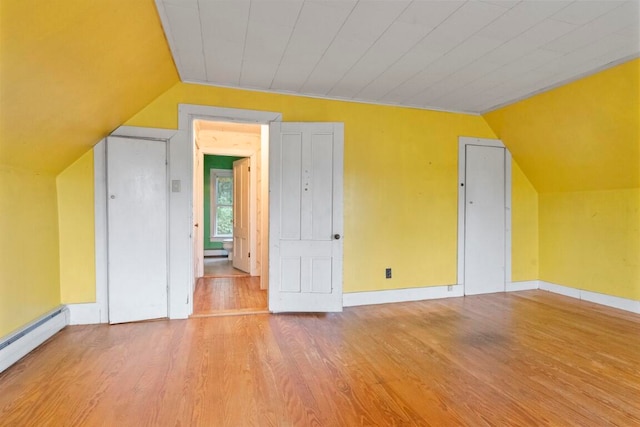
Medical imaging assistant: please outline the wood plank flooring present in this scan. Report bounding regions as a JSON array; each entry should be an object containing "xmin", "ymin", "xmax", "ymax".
[
  {"xmin": 1, "ymin": 290, "xmax": 640, "ymax": 426},
  {"xmin": 196, "ymin": 257, "xmax": 266, "ymax": 316},
  {"xmin": 193, "ymin": 276, "xmax": 268, "ymax": 316},
  {"xmin": 203, "ymin": 257, "xmax": 249, "ymax": 277}
]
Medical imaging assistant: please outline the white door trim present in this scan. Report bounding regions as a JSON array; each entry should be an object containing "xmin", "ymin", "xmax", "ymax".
[
  {"xmin": 177, "ymin": 105, "xmax": 282, "ymax": 316},
  {"xmin": 109, "ymin": 126, "xmax": 185, "ymax": 320},
  {"xmin": 90, "ymin": 127, "xmax": 179, "ymax": 324},
  {"xmin": 194, "ymin": 150, "xmax": 204, "ymax": 278},
  {"xmin": 178, "ymin": 105, "xmax": 283, "ymax": 129},
  {"xmin": 198, "ymin": 148, "xmax": 260, "ymax": 276},
  {"xmin": 112, "ymin": 125, "xmax": 178, "ymax": 140},
  {"xmin": 93, "ymin": 140, "xmax": 108, "ymax": 323},
  {"xmin": 457, "ymin": 137, "xmax": 512, "ymax": 290}
]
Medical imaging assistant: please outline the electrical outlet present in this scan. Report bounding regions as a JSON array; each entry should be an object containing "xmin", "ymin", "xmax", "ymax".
[
  {"xmin": 447, "ymin": 285, "xmax": 453, "ymax": 292},
  {"xmin": 385, "ymin": 268, "xmax": 392, "ymax": 279}
]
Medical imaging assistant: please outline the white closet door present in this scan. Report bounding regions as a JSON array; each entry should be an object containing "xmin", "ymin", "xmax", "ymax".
[
  {"xmin": 107, "ymin": 136, "xmax": 168, "ymax": 323},
  {"xmin": 464, "ymin": 144, "xmax": 506, "ymax": 295}
]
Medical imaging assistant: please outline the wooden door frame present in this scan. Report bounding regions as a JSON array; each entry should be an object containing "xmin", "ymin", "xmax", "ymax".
[
  {"xmin": 194, "ymin": 146, "xmax": 259, "ymax": 278},
  {"xmin": 179, "ymin": 105, "xmax": 282, "ymax": 316},
  {"xmin": 457, "ymin": 137, "xmax": 512, "ymax": 292},
  {"xmin": 94, "ymin": 127, "xmax": 179, "ymax": 323}
]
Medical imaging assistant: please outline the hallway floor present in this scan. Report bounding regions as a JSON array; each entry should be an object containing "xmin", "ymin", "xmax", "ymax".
[
  {"xmin": 203, "ymin": 257, "xmax": 249, "ymax": 277},
  {"xmin": 195, "ymin": 258, "xmax": 267, "ymax": 316}
]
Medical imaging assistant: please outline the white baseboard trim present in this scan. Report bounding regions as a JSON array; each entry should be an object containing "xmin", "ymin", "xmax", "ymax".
[
  {"xmin": 538, "ymin": 281, "xmax": 580, "ymax": 299},
  {"xmin": 0, "ymin": 306, "xmax": 69, "ymax": 373},
  {"xmin": 539, "ymin": 281, "xmax": 640, "ymax": 314},
  {"xmin": 204, "ymin": 249, "xmax": 227, "ymax": 256},
  {"xmin": 66, "ymin": 303, "xmax": 108, "ymax": 325},
  {"xmin": 342, "ymin": 280, "xmax": 640, "ymax": 315},
  {"xmin": 506, "ymin": 281, "xmax": 540, "ymax": 292},
  {"xmin": 343, "ymin": 284, "xmax": 463, "ymax": 307}
]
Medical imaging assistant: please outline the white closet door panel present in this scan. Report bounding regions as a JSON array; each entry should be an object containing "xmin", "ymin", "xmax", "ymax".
[
  {"xmin": 107, "ymin": 137, "xmax": 168, "ymax": 324},
  {"xmin": 464, "ymin": 144, "xmax": 505, "ymax": 295}
]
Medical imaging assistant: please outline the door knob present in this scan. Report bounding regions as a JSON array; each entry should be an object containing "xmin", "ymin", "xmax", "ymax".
[{"xmin": 334, "ymin": 234, "xmax": 341, "ymax": 240}]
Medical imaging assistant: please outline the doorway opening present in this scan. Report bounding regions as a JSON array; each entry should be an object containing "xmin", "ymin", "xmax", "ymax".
[{"xmin": 192, "ymin": 120, "xmax": 269, "ymax": 316}]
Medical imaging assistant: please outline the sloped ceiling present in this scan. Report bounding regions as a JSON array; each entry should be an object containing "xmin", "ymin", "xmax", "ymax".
[
  {"xmin": 483, "ymin": 58, "xmax": 639, "ymax": 193},
  {"xmin": 0, "ymin": 0, "xmax": 179, "ymax": 174},
  {"xmin": 156, "ymin": 0, "xmax": 639, "ymax": 114}
]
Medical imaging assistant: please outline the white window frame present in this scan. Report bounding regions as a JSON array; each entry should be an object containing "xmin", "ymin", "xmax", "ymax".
[{"xmin": 210, "ymin": 168, "xmax": 233, "ymax": 241}]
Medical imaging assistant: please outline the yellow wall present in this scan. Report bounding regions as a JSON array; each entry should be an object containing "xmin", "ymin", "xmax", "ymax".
[
  {"xmin": 127, "ymin": 83, "xmax": 505, "ymax": 292},
  {"xmin": 511, "ymin": 161, "xmax": 538, "ymax": 282},
  {"xmin": 485, "ymin": 58, "xmax": 640, "ymax": 300},
  {"xmin": 1, "ymin": 0, "xmax": 178, "ymax": 338},
  {"xmin": 0, "ymin": 167, "xmax": 61, "ymax": 337},
  {"xmin": 540, "ymin": 190, "xmax": 639, "ymax": 300},
  {"xmin": 1, "ymin": 0, "xmax": 635, "ymax": 338},
  {"xmin": 0, "ymin": 0, "xmax": 179, "ymax": 174},
  {"xmin": 483, "ymin": 59, "xmax": 639, "ymax": 193},
  {"xmin": 57, "ymin": 151, "xmax": 96, "ymax": 303}
]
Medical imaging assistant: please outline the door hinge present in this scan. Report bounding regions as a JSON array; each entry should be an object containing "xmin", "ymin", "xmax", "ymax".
[
  {"xmin": 248, "ymin": 166, "xmax": 251, "ymax": 172},
  {"xmin": 248, "ymin": 252, "xmax": 250, "ymax": 258}
]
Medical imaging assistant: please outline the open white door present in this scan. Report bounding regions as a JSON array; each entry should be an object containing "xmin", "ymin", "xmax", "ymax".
[
  {"xmin": 107, "ymin": 137, "xmax": 168, "ymax": 323},
  {"xmin": 233, "ymin": 157, "xmax": 251, "ymax": 273},
  {"xmin": 269, "ymin": 122, "xmax": 344, "ymax": 312},
  {"xmin": 193, "ymin": 151, "xmax": 203, "ymax": 279}
]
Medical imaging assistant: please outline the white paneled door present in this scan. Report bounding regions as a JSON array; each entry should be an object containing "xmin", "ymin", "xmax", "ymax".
[
  {"xmin": 232, "ymin": 157, "xmax": 251, "ymax": 273},
  {"xmin": 107, "ymin": 137, "xmax": 168, "ymax": 324},
  {"xmin": 193, "ymin": 151, "xmax": 203, "ymax": 279},
  {"xmin": 464, "ymin": 144, "xmax": 506, "ymax": 295},
  {"xmin": 269, "ymin": 122, "xmax": 344, "ymax": 312}
]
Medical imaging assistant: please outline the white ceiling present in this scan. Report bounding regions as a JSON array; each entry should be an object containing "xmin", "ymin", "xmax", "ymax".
[{"xmin": 156, "ymin": 0, "xmax": 640, "ymax": 114}]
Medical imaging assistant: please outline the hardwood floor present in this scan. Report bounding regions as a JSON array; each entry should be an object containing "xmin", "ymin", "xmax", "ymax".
[
  {"xmin": 1, "ymin": 291, "xmax": 639, "ymax": 426},
  {"xmin": 193, "ymin": 276, "xmax": 268, "ymax": 316},
  {"xmin": 196, "ymin": 257, "xmax": 267, "ymax": 316},
  {"xmin": 203, "ymin": 257, "xmax": 249, "ymax": 277}
]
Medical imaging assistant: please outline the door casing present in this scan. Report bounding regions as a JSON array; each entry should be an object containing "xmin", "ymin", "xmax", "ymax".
[
  {"xmin": 193, "ymin": 144, "xmax": 260, "ymax": 278},
  {"xmin": 179, "ymin": 105, "xmax": 282, "ymax": 316}
]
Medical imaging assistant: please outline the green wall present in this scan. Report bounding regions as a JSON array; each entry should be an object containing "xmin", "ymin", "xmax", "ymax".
[{"xmin": 203, "ymin": 155, "xmax": 243, "ymax": 250}]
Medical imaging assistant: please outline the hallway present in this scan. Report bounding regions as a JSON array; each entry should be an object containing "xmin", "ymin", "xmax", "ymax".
[
  {"xmin": 203, "ymin": 257, "xmax": 248, "ymax": 277},
  {"xmin": 195, "ymin": 258, "xmax": 267, "ymax": 316}
]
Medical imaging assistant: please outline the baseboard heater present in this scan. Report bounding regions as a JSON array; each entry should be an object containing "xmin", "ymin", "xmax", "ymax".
[{"xmin": 0, "ymin": 306, "xmax": 69, "ymax": 373}]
